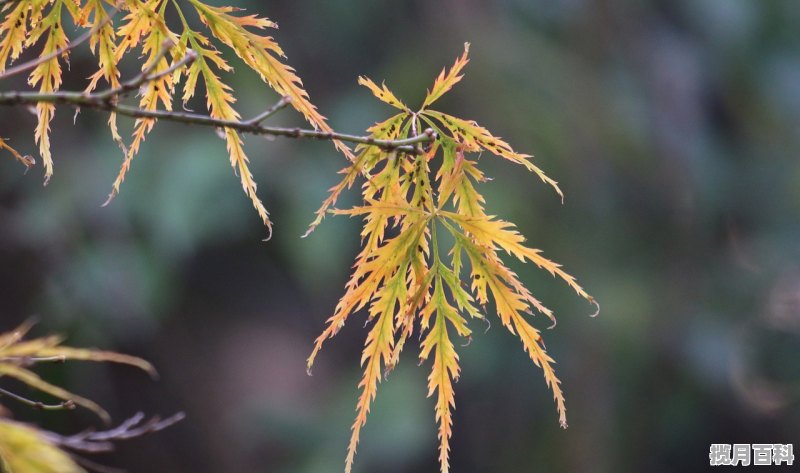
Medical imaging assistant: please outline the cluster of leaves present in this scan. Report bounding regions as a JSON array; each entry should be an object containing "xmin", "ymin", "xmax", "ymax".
[
  {"xmin": 0, "ymin": 320, "xmax": 168, "ymax": 473},
  {"xmin": 0, "ymin": 0, "xmax": 347, "ymax": 235},
  {"xmin": 307, "ymin": 44, "xmax": 597, "ymax": 473},
  {"xmin": 1, "ymin": 2, "xmax": 597, "ymax": 472}
]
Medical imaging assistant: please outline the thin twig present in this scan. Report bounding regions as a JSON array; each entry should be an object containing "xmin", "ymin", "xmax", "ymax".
[
  {"xmin": 95, "ymin": 39, "xmax": 181, "ymax": 100},
  {"xmin": 0, "ymin": 4, "xmax": 120, "ymax": 81},
  {"xmin": 43, "ymin": 412, "xmax": 186, "ymax": 453},
  {"xmin": 0, "ymin": 91, "xmax": 436, "ymax": 152},
  {"xmin": 0, "ymin": 136, "xmax": 35, "ymax": 169},
  {"xmin": 0, "ymin": 387, "xmax": 76, "ymax": 411},
  {"xmin": 245, "ymin": 95, "xmax": 292, "ymax": 125}
]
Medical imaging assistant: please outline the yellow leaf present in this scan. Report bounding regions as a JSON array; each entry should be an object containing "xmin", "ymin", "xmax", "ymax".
[
  {"xmin": 80, "ymin": 0, "xmax": 127, "ymax": 156},
  {"xmin": 421, "ymin": 42, "xmax": 470, "ymax": 109},
  {"xmin": 436, "ymin": 149, "xmax": 486, "ymax": 217},
  {"xmin": 443, "ymin": 211, "xmax": 594, "ymax": 304},
  {"xmin": 27, "ymin": 2, "xmax": 69, "ymax": 183},
  {"xmin": 0, "ymin": 1, "xmax": 30, "ymax": 72},
  {"xmin": 418, "ymin": 276, "xmax": 472, "ymax": 473},
  {"xmin": 388, "ymin": 263, "xmax": 433, "ymax": 371},
  {"xmin": 307, "ymin": 217, "xmax": 428, "ymax": 371},
  {"xmin": 424, "ymin": 110, "xmax": 563, "ymax": 200},
  {"xmin": 304, "ymin": 113, "xmax": 406, "ymax": 237},
  {"xmin": 108, "ymin": 22, "xmax": 181, "ymax": 203},
  {"xmin": 82, "ymin": 0, "xmax": 119, "ymax": 92},
  {"xmin": 345, "ymin": 302, "xmax": 395, "ymax": 473},
  {"xmin": 114, "ymin": 0, "xmax": 166, "ymax": 57},
  {"xmin": 509, "ymin": 311, "xmax": 567, "ymax": 428},
  {"xmin": 443, "ymin": 218, "xmax": 557, "ymax": 325},
  {"xmin": 419, "ymin": 313, "xmax": 458, "ymax": 473},
  {"xmin": 357, "ymin": 76, "xmax": 409, "ymax": 111},
  {"xmin": 181, "ymin": 33, "xmax": 272, "ymax": 233},
  {"xmin": 0, "ymin": 419, "xmax": 85, "ymax": 473}
]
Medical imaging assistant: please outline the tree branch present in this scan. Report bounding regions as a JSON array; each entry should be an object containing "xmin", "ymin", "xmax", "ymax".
[
  {"xmin": 0, "ymin": 90, "xmax": 435, "ymax": 152},
  {"xmin": 0, "ymin": 4, "xmax": 434, "ymax": 155}
]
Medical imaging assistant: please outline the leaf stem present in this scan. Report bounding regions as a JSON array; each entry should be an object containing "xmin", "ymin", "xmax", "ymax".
[{"xmin": 244, "ymin": 95, "xmax": 293, "ymax": 125}]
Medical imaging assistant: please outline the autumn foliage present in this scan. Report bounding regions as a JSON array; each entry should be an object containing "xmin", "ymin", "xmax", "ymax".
[
  {"xmin": 0, "ymin": 1, "xmax": 596, "ymax": 472},
  {"xmin": 0, "ymin": 0, "xmax": 345, "ymax": 236},
  {"xmin": 307, "ymin": 44, "xmax": 597, "ymax": 473}
]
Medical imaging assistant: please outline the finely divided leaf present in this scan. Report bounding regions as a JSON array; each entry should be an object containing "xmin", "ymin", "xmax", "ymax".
[
  {"xmin": 422, "ymin": 42, "xmax": 470, "ymax": 109},
  {"xmin": 109, "ymin": 21, "xmax": 181, "ymax": 202},
  {"xmin": 0, "ymin": 1, "xmax": 31, "ymax": 72},
  {"xmin": 0, "ymin": 419, "xmax": 85, "ymax": 473},
  {"xmin": 424, "ymin": 110, "xmax": 563, "ymax": 200},
  {"xmin": 358, "ymin": 76, "xmax": 409, "ymax": 111},
  {"xmin": 27, "ymin": 1, "xmax": 69, "ymax": 183},
  {"xmin": 311, "ymin": 44, "xmax": 595, "ymax": 473}
]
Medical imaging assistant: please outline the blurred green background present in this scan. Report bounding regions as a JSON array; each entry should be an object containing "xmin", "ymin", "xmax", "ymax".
[{"xmin": 2, "ymin": 0, "xmax": 800, "ymax": 472}]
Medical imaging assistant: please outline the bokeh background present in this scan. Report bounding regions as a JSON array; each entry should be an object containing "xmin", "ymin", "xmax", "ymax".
[{"xmin": 2, "ymin": 0, "xmax": 800, "ymax": 472}]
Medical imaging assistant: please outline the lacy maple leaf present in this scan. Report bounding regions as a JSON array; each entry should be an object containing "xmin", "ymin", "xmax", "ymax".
[{"xmin": 307, "ymin": 43, "xmax": 598, "ymax": 473}]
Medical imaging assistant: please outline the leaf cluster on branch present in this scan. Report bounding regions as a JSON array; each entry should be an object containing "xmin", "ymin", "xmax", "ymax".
[
  {"xmin": 0, "ymin": 0, "xmax": 432, "ymax": 238},
  {"xmin": 0, "ymin": 1, "xmax": 598, "ymax": 473},
  {"xmin": 0, "ymin": 320, "xmax": 183, "ymax": 473},
  {"xmin": 307, "ymin": 44, "xmax": 598, "ymax": 473}
]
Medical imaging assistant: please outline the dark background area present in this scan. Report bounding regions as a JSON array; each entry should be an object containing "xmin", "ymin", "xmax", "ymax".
[{"xmin": 1, "ymin": 0, "xmax": 799, "ymax": 472}]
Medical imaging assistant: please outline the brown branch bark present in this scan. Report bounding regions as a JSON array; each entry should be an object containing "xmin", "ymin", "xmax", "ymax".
[{"xmin": 0, "ymin": 90, "xmax": 434, "ymax": 152}]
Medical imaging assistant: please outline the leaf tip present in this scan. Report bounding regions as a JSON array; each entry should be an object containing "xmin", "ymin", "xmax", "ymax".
[
  {"xmin": 101, "ymin": 190, "xmax": 117, "ymax": 207},
  {"xmin": 300, "ymin": 225, "xmax": 315, "ymax": 239},
  {"xmin": 262, "ymin": 224, "xmax": 273, "ymax": 242},
  {"xmin": 145, "ymin": 364, "xmax": 160, "ymax": 380},
  {"xmin": 588, "ymin": 299, "xmax": 600, "ymax": 318}
]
